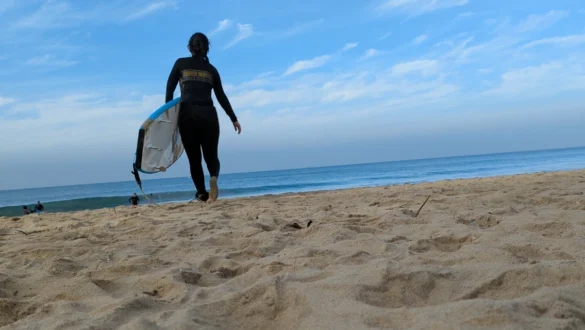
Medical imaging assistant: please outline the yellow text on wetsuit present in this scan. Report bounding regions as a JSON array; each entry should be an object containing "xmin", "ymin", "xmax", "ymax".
[{"xmin": 180, "ymin": 69, "xmax": 213, "ymax": 85}]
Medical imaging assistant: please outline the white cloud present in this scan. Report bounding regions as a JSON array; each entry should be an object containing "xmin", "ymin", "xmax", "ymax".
[
  {"xmin": 0, "ymin": 96, "xmax": 16, "ymax": 107},
  {"xmin": 25, "ymin": 54, "xmax": 77, "ymax": 67},
  {"xmin": 432, "ymin": 11, "xmax": 576, "ymax": 67},
  {"xmin": 376, "ymin": 0, "xmax": 468, "ymax": 16},
  {"xmin": 226, "ymin": 62, "xmax": 457, "ymax": 112},
  {"xmin": 230, "ymin": 86, "xmax": 315, "ymax": 108},
  {"xmin": 283, "ymin": 55, "xmax": 332, "ymax": 76},
  {"xmin": 0, "ymin": 0, "xmax": 16, "ymax": 15},
  {"xmin": 484, "ymin": 62, "xmax": 585, "ymax": 96},
  {"xmin": 12, "ymin": 0, "xmax": 178, "ymax": 29},
  {"xmin": 413, "ymin": 34, "xmax": 428, "ymax": 45},
  {"xmin": 441, "ymin": 35, "xmax": 519, "ymax": 64},
  {"xmin": 124, "ymin": 1, "xmax": 177, "ymax": 22},
  {"xmin": 14, "ymin": 0, "xmax": 74, "ymax": 29},
  {"xmin": 514, "ymin": 10, "xmax": 569, "ymax": 33},
  {"xmin": 3, "ymin": 75, "xmax": 453, "ymax": 156},
  {"xmin": 456, "ymin": 12, "xmax": 474, "ymax": 19},
  {"xmin": 0, "ymin": 93, "xmax": 163, "ymax": 153},
  {"xmin": 342, "ymin": 42, "xmax": 358, "ymax": 51},
  {"xmin": 391, "ymin": 60, "xmax": 439, "ymax": 76},
  {"xmin": 278, "ymin": 19, "xmax": 324, "ymax": 38},
  {"xmin": 320, "ymin": 74, "xmax": 397, "ymax": 103},
  {"xmin": 208, "ymin": 19, "xmax": 233, "ymax": 36},
  {"xmin": 427, "ymin": 10, "xmax": 578, "ymax": 72},
  {"xmin": 224, "ymin": 23, "xmax": 255, "ymax": 49},
  {"xmin": 522, "ymin": 34, "xmax": 585, "ymax": 48},
  {"xmin": 256, "ymin": 71, "xmax": 275, "ymax": 78},
  {"xmin": 378, "ymin": 32, "xmax": 392, "ymax": 41},
  {"xmin": 361, "ymin": 48, "xmax": 382, "ymax": 59}
]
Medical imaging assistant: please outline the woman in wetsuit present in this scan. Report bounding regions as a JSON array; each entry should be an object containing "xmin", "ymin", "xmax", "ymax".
[{"xmin": 166, "ymin": 32, "xmax": 242, "ymax": 203}]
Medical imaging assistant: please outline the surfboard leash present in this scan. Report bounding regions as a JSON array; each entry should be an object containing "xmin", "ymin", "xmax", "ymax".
[{"xmin": 131, "ymin": 163, "xmax": 164, "ymax": 209}]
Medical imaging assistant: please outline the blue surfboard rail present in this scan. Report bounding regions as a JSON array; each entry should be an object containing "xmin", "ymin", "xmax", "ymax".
[{"xmin": 143, "ymin": 97, "xmax": 181, "ymax": 126}]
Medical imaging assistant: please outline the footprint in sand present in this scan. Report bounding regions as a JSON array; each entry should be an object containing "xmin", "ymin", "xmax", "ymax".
[
  {"xmin": 91, "ymin": 278, "xmax": 119, "ymax": 296},
  {"xmin": 409, "ymin": 235, "xmax": 473, "ymax": 253},
  {"xmin": 523, "ymin": 222, "xmax": 574, "ymax": 239},
  {"xmin": 45, "ymin": 258, "xmax": 84, "ymax": 278},
  {"xmin": 345, "ymin": 225, "xmax": 378, "ymax": 234},
  {"xmin": 458, "ymin": 263, "xmax": 585, "ymax": 301},
  {"xmin": 334, "ymin": 251, "xmax": 373, "ymax": 266},
  {"xmin": 502, "ymin": 244, "xmax": 574, "ymax": 263},
  {"xmin": 457, "ymin": 214, "xmax": 501, "ymax": 229},
  {"xmin": 194, "ymin": 257, "xmax": 253, "ymax": 287},
  {"xmin": 356, "ymin": 269, "xmax": 458, "ymax": 308},
  {"xmin": 0, "ymin": 299, "xmax": 37, "ymax": 328}
]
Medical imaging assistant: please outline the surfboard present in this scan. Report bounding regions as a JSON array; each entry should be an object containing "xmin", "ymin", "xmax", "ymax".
[{"xmin": 131, "ymin": 97, "xmax": 184, "ymax": 200}]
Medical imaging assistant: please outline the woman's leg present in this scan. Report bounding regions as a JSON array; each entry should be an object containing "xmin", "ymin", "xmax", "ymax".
[
  {"xmin": 178, "ymin": 108, "xmax": 208, "ymax": 199},
  {"xmin": 200, "ymin": 119, "xmax": 221, "ymax": 201}
]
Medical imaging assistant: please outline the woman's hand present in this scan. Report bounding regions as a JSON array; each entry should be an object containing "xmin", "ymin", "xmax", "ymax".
[{"xmin": 233, "ymin": 121, "xmax": 242, "ymax": 134}]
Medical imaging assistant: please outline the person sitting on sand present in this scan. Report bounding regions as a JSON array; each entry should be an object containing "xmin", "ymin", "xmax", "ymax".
[
  {"xmin": 23, "ymin": 206, "xmax": 31, "ymax": 215},
  {"xmin": 165, "ymin": 32, "xmax": 241, "ymax": 203},
  {"xmin": 34, "ymin": 201, "xmax": 44, "ymax": 213},
  {"xmin": 129, "ymin": 193, "xmax": 139, "ymax": 207}
]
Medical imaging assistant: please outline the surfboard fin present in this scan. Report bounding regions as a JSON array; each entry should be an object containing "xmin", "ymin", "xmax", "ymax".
[{"xmin": 131, "ymin": 163, "xmax": 142, "ymax": 188}]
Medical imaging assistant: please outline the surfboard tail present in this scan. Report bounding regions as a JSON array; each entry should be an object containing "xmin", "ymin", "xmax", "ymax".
[
  {"xmin": 131, "ymin": 128, "xmax": 146, "ymax": 194},
  {"xmin": 134, "ymin": 128, "xmax": 145, "ymax": 172}
]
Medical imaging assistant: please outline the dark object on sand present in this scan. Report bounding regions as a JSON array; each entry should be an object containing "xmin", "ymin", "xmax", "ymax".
[
  {"xmin": 180, "ymin": 270, "xmax": 202, "ymax": 285},
  {"xmin": 415, "ymin": 195, "xmax": 431, "ymax": 217},
  {"xmin": 307, "ymin": 220, "xmax": 313, "ymax": 228},
  {"xmin": 142, "ymin": 289, "xmax": 159, "ymax": 297}
]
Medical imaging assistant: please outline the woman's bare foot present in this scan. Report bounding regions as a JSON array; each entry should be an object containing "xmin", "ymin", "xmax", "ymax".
[{"xmin": 208, "ymin": 176, "xmax": 218, "ymax": 203}]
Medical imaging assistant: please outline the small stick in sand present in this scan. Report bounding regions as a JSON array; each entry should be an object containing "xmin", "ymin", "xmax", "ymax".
[{"xmin": 415, "ymin": 195, "xmax": 431, "ymax": 217}]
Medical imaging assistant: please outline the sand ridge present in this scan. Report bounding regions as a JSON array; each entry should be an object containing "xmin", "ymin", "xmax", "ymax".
[{"xmin": 1, "ymin": 170, "xmax": 585, "ymax": 329}]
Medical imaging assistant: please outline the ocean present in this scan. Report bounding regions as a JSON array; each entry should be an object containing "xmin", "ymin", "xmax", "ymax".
[{"xmin": 1, "ymin": 147, "xmax": 584, "ymax": 217}]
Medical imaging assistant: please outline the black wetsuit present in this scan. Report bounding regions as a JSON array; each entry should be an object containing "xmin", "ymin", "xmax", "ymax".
[
  {"xmin": 129, "ymin": 195, "xmax": 139, "ymax": 206},
  {"xmin": 165, "ymin": 55, "xmax": 237, "ymax": 197}
]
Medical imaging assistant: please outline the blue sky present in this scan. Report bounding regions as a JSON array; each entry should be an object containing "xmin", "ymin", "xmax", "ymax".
[{"xmin": 0, "ymin": 0, "xmax": 584, "ymax": 190}]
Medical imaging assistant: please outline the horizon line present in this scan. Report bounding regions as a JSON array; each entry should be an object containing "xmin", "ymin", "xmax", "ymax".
[{"xmin": 1, "ymin": 144, "xmax": 584, "ymax": 192}]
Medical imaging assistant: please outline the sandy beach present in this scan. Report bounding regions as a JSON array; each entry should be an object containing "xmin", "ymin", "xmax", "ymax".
[{"xmin": 1, "ymin": 170, "xmax": 585, "ymax": 329}]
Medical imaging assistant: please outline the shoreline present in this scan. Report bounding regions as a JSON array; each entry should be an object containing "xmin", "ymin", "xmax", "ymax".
[
  {"xmin": 3, "ymin": 145, "xmax": 583, "ymax": 193},
  {"xmin": 1, "ymin": 167, "xmax": 584, "ymax": 329},
  {"xmin": 2, "ymin": 168, "xmax": 584, "ymax": 218}
]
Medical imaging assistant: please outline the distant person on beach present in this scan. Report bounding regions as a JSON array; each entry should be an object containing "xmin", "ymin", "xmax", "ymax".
[
  {"xmin": 34, "ymin": 201, "xmax": 44, "ymax": 213},
  {"xmin": 165, "ymin": 32, "xmax": 241, "ymax": 204},
  {"xmin": 23, "ymin": 206, "xmax": 31, "ymax": 215},
  {"xmin": 129, "ymin": 193, "xmax": 139, "ymax": 207}
]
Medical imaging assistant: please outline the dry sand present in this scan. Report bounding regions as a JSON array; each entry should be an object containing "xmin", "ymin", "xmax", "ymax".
[{"xmin": 1, "ymin": 170, "xmax": 585, "ymax": 330}]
